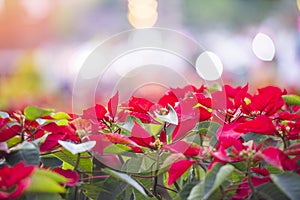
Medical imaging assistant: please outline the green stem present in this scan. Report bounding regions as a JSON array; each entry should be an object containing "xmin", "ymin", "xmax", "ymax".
[
  {"xmin": 20, "ymin": 115, "xmax": 25, "ymax": 142},
  {"xmin": 74, "ymin": 153, "xmax": 81, "ymax": 171},
  {"xmin": 152, "ymin": 151, "xmax": 162, "ymax": 199},
  {"xmin": 157, "ymin": 184, "xmax": 178, "ymax": 193},
  {"xmin": 247, "ymin": 160, "xmax": 258, "ymax": 200}
]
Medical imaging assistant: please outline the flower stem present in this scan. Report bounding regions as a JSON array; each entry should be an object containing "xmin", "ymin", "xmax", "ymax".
[{"xmin": 247, "ymin": 160, "xmax": 258, "ymax": 200}]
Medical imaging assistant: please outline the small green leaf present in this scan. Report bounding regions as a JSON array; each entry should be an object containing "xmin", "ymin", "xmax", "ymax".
[
  {"xmin": 6, "ymin": 136, "xmax": 21, "ymax": 148},
  {"xmin": 155, "ymin": 105, "xmax": 178, "ymax": 125},
  {"xmin": 121, "ymin": 116, "xmax": 144, "ymax": 132},
  {"xmin": 26, "ymin": 169, "xmax": 67, "ymax": 193},
  {"xmin": 271, "ymin": 172, "xmax": 300, "ymax": 200},
  {"xmin": 282, "ymin": 94, "xmax": 300, "ymax": 106},
  {"xmin": 52, "ymin": 112, "xmax": 70, "ymax": 120},
  {"xmin": 56, "ymin": 119, "xmax": 69, "ymax": 126},
  {"xmin": 58, "ymin": 140, "xmax": 96, "ymax": 155},
  {"xmin": 24, "ymin": 106, "xmax": 53, "ymax": 121},
  {"xmin": 103, "ymin": 168, "xmax": 147, "ymax": 197}
]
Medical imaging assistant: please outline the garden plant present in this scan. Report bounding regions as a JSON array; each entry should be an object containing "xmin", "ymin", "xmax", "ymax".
[{"xmin": 1, "ymin": 83, "xmax": 300, "ymax": 200}]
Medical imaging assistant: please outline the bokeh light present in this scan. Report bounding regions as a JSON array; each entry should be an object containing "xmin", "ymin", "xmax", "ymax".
[
  {"xmin": 195, "ymin": 51, "xmax": 223, "ymax": 81},
  {"xmin": 127, "ymin": 0, "xmax": 158, "ymax": 28},
  {"xmin": 252, "ymin": 33, "xmax": 276, "ymax": 61}
]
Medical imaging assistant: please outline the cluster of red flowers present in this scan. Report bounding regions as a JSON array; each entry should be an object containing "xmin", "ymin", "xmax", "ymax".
[{"xmin": 0, "ymin": 84, "xmax": 299, "ymax": 199}]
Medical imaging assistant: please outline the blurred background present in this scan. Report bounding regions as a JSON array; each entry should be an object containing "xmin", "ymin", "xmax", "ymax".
[{"xmin": 0, "ymin": 0, "xmax": 299, "ymax": 112}]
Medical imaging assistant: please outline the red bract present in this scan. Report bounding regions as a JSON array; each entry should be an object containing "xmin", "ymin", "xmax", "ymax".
[
  {"xmin": 128, "ymin": 122, "xmax": 166, "ymax": 150},
  {"xmin": 167, "ymin": 159, "xmax": 195, "ymax": 185},
  {"xmin": 108, "ymin": 91, "xmax": 119, "ymax": 118},
  {"xmin": 234, "ymin": 115, "xmax": 276, "ymax": 135},
  {"xmin": 245, "ymin": 86, "xmax": 285, "ymax": 116},
  {"xmin": 284, "ymin": 143, "xmax": 300, "ymax": 156},
  {"xmin": 158, "ymin": 85, "xmax": 206, "ymax": 108},
  {"xmin": 39, "ymin": 122, "xmax": 80, "ymax": 152},
  {"xmin": 0, "ymin": 125, "xmax": 21, "ymax": 142},
  {"xmin": 217, "ymin": 123, "xmax": 243, "ymax": 148},
  {"xmin": 82, "ymin": 104, "xmax": 107, "ymax": 123},
  {"xmin": 163, "ymin": 141, "xmax": 201, "ymax": 157},
  {"xmin": 53, "ymin": 168, "xmax": 79, "ymax": 186},
  {"xmin": 224, "ymin": 84, "xmax": 249, "ymax": 110},
  {"xmin": 0, "ymin": 118, "xmax": 9, "ymax": 129},
  {"xmin": 0, "ymin": 162, "xmax": 35, "ymax": 199},
  {"xmin": 105, "ymin": 133, "xmax": 137, "ymax": 146},
  {"xmin": 127, "ymin": 97, "xmax": 155, "ymax": 123},
  {"xmin": 172, "ymin": 118, "xmax": 198, "ymax": 142},
  {"xmin": 262, "ymin": 147, "xmax": 296, "ymax": 171}
]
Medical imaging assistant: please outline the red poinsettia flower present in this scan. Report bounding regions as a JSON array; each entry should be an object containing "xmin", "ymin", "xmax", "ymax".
[
  {"xmin": 82, "ymin": 92, "xmax": 119, "ymax": 126},
  {"xmin": 124, "ymin": 96, "xmax": 155, "ymax": 123},
  {"xmin": 0, "ymin": 162, "xmax": 36, "ymax": 199},
  {"xmin": 53, "ymin": 168, "xmax": 79, "ymax": 186},
  {"xmin": 158, "ymin": 85, "xmax": 207, "ymax": 108},
  {"xmin": 234, "ymin": 115, "xmax": 277, "ymax": 135},
  {"xmin": 243, "ymin": 86, "xmax": 286, "ymax": 116},
  {"xmin": 224, "ymin": 84, "xmax": 250, "ymax": 110}
]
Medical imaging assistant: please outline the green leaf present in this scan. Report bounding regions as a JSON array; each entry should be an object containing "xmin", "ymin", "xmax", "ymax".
[
  {"xmin": 193, "ymin": 121, "xmax": 220, "ymax": 135},
  {"xmin": 256, "ymin": 183, "xmax": 290, "ymax": 200},
  {"xmin": 52, "ymin": 112, "xmax": 70, "ymax": 120},
  {"xmin": 56, "ymin": 119, "xmax": 69, "ymax": 126},
  {"xmin": 242, "ymin": 132, "xmax": 268, "ymax": 144},
  {"xmin": 80, "ymin": 181, "xmax": 105, "ymax": 199},
  {"xmin": 104, "ymin": 144, "xmax": 132, "ymax": 154},
  {"xmin": 187, "ymin": 164, "xmax": 234, "ymax": 200},
  {"xmin": 53, "ymin": 149, "xmax": 93, "ymax": 172},
  {"xmin": 282, "ymin": 94, "xmax": 300, "ymax": 106},
  {"xmin": 187, "ymin": 181, "xmax": 204, "ymax": 200},
  {"xmin": 103, "ymin": 168, "xmax": 147, "ymax": 197},
  {"xmin": 271, "ymin": 172, "xmax": 300, "ymax": 200},
  {"xmin": 97, "ymin": 176, "xmax": 128, "ymax": 200},
  {"xmin": 155, "ymin": 105, "xmax": 178, "ymax": 125},
  {"xmin": 26, "ymin": 169, "xmax": 67, "ymax": 193},
  {"xmin": 6, "ymin": 142, "xmax": 40, "ymax": 166},
  {"xmin": 58, "ymin": 140, "xmax": 96, "ymax": 155},
  {"xmin": 6, "ymin": 136, "xmax": 21, "ymax": 148},
  {"xmin": 24, "ymin": 106, "xmax": 53, "ymax": 121},
  {"xmin": 178, "ymin": 182, "xmax": 198, "ymax": 200},
  {"xmin": 21, "ymin": 193, "xmax": 64, "ymax": 200},
  {"xmin": 41, "ymin": 157, "xmax": 63, "ymax": 169},
  {"xmin": 121, "ymin": 116, "xmax": 144, "ymax": 132},
  {"xmin": 203, "ymin": 164, "xmax": 234, "ymax": 199}
]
